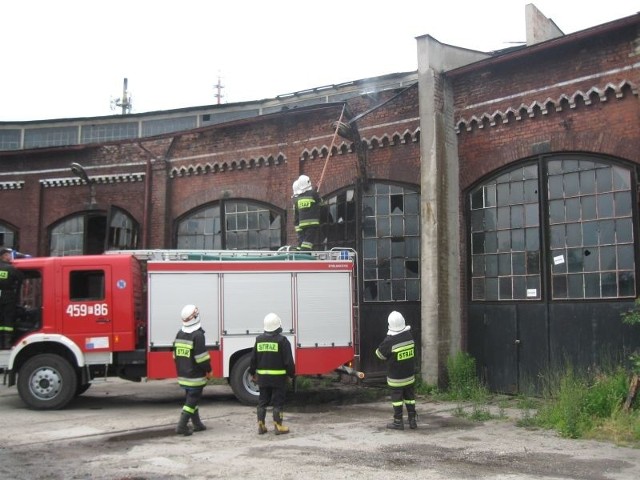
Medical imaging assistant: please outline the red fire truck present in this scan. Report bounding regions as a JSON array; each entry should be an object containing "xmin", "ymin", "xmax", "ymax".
[{"xmin": 0, "ymin": 249, "xmax": 361, "ymax": 410}]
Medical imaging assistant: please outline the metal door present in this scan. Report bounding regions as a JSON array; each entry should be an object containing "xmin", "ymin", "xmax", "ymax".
[{"xmin": 62, "ymin": 265, "xmax": 113, "ymax": 351}]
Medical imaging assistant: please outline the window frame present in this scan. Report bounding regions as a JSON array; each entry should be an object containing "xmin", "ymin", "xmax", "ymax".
[
  {"xmin": 468, "ymin": 155, "xmax": 637, "ymax": 303},
  {"xmin": 175, "ymin": 199, "xmax": 284, "ymax": 251}
]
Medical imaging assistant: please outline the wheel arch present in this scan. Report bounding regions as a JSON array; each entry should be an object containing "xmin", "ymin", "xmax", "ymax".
[
  {"xmin": 9, "ymin": 335, "xmax": 84, "ymax": 374},
  {"xmin": 227, "ymin": 347, "xmax": 253, "ymax": 379}
]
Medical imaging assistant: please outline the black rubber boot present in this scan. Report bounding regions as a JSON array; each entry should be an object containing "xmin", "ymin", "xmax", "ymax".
[
  {"xmin": 176, "ymin": 412, "xmax": 193, "ymax": 436},
  {"xmin": 387, "ymin": 405, "xmax": 404, "ymax": 430},
  {"xmin": 408, "ymin": 412, "xmax": 418, "ymax": 430},
  {"xmin": 387, "ymin": 415, "xmax": 404, "ymax": 430},
  {"xmin": 191, "ymin": 410, "xmax": 207, "ymax": 432},
  {"xmin": 257, "ymin": 407, "xmax": 268, "ymax": 435},
  {"xmin": 407, "ymin": 403, "xmax": 417, "ymax": 429}
]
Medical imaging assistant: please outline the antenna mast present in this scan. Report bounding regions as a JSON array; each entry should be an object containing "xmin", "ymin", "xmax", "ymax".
[
  {"xmin": 111, "ymin": 78, "xmax": 132, "ymax": 115},
  {"xmin": 214, "ymin": 75, "xmax": 225, "ymax": 104}
]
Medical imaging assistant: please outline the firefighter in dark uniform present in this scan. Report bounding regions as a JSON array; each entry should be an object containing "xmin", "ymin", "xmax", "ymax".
[
  {"xmin": 173, "ymin": 304, "xmax": 212, "ymax": 436},
  {"xmin": 249, "ymin": 312, "xmax": 295, "ymax": 435},
  {"xmin": 375, "ymin": 311, "xmax": 418, "ymax": 430},
  {"xmin": 293, "ymin": 175, "xmax": 323, "ymax": 250},
  {"xmin": 0, "ymin": 248, "xmax": 24, "ymax": 349}
]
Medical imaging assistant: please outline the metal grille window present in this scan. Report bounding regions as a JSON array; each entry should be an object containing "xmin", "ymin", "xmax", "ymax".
[
  {"xmin": 24, "ymin": 126, "xmax": 78, "ymax": 149},
  {"xmin": 142, "ymin": 116, "xmax": 197, "ymax": 137},
  {"xmin": 470, "ymin": 164, "xmax": 541, "ymax": 301},
  {"xmin": 176, "ymin": 201, "xmax": 283, "ymax": 251},
  {"xmin": 81, "ymin": 122, "xmax": 138, "ymax": 144},
  {"xmin": 548, "ymin": 160, "xmax": 635, "ymax": 299},
  {"xmin": 177, "ymin": 205, "xmax": 221, "ymax": 250},
  {"xmin": 50, "ymin": 216, "xmax": 84, "ymax": 256},
  {"xmin": 108, "ymin": 210, "xmax": 139, "ymax": 250},
  {"xmin": 362, "ymin": 183, "xmax": 420, "ymax": 302},
  {"xmin": 0, "ymin": 223, "xmax": 16, "ymax": 249},
  {"xmin": 323, "ymin": 188, "xmax": 357, "ymax": 249},
  {"xmin": 0, "ymin": 129, "xmax": 21, "ymax": 150},
  {"xmin": 469, "ymin": 156, "xmax": 636, "ymax": 302},
  {"xmin": 225, "ymin": 201, "xmax": 282, "ymax": 250}
]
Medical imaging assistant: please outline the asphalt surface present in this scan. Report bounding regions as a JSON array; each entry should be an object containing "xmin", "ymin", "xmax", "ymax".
[{"xmin": 1, "ymin": 377, "xmax": 639, "ymax": 480}]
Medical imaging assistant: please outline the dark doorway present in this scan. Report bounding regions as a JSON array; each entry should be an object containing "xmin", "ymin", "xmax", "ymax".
[{"xmin": 86, "ymin": 215, "xmax": 106, "ymax": 254}]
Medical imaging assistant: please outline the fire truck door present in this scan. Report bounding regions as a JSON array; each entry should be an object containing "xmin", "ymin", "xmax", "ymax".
[{"xmin": 62, "ymin": 265, "xmax": 113, "ymax": 350}]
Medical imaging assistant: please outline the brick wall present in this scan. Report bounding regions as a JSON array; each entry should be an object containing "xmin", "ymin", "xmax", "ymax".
[
  {"xmin": 454, "ymin": 25, "xmax": 640, "ymax": 190},
  {"xmin": 0, "ymin": 87, "xmax": 421, "ymax": 254}
]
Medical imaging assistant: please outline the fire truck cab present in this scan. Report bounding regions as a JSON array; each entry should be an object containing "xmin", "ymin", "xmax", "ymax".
[{"xmin": 0, "ymin": 249, "xmax": 360, "ymax": 410}]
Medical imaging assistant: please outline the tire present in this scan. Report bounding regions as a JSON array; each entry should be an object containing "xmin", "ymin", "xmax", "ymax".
[
  {"xmin": 17, "ymin": 354, "xmax": 78, "ymax": 410},
  {"xmin": 229, "ymin": 353, "xmax": 259, "ymax": 406}
]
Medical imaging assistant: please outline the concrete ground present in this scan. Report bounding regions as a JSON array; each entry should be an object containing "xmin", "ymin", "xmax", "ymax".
[{"xmin": 1, "ymin": 377, "xmax": 639, "ymax": 480}]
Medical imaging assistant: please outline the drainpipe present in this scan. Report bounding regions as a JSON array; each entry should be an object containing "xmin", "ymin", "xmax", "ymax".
[
  {"xmin": 37, "ymin": 180, "xmax": 45, "ymax": 256},
  {"xmin": 137, "ymin": 144, "xmax": 153, "ymax": 249}
]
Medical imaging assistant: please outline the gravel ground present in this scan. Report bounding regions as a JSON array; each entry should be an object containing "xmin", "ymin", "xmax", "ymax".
[{"xmin": 1, "ymin": 377, "xmax": 639, "ymax": 480}]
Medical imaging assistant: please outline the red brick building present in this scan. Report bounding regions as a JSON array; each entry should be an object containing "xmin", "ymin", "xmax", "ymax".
[
  {"xmin": 418, "ymin": 8, "xmax": 640, "ymax": 390},
  {"xmin": 1, "ymin": 7, "xmax": 639, "ymax": 388}
]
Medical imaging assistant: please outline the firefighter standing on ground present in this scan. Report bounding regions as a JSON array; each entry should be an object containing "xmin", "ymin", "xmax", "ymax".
[
  {"xmin": 375, "ymin": 311, "xmax": 418, "ymax": 430},
  {"xmin": 293, "ymin": 175, "xmax": 323, "ymax": 250},
  {"xmin": 249, "ymin": 312, "xmax": 295, "ymax": 435},
  {"xmin": 173, "ymin": 304, "xmax": 212, "ymax": 436},
  {"xmin": 0, "ymin": 248, "xmax": 23, "ymax": 349}
]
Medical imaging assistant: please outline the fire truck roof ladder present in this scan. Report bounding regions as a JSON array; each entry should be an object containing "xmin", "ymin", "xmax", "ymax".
[{"xmin": 104, "ymin": 248, "xmax": 356, "ymax": 262}]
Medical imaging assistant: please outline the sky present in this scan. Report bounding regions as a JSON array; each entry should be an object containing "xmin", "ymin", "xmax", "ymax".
[{"xmin": 1, "ymin": 0, "xmax": 638, "ymax": 121}]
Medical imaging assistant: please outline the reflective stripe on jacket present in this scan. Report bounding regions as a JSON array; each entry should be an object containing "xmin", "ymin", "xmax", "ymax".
[
  {"xmin": 294, "ymin": 190, "xmax": 322, "ymax": 229},
  {"xmin": 249, "ymin": 331, "xmax": 295, "ymax": 388},
  {"xmin": 173, "ymin": 328, "xmax": 212, "ymax": 388},
  {"xmin": 375, "ymin": 329, "xmax": 416, "ymax": 388}
]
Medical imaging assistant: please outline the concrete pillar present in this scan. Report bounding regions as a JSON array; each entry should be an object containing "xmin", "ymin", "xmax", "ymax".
[{"xmin": 416, "ymin": 35, "xmax": 487, "ymax": 385}]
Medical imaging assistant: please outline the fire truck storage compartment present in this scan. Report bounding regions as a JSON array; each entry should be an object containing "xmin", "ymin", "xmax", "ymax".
[
  {"xmin": 148, "ymin": 270, "xmax": 221, "ymax": 346},
  {"xmin": 223, "ymin": 273, "xmax": 293, "ymax": 335},
  {"xmin": 147, "ymin": 264, "xmax": 353, "ymax": 348},
  {"xmin": 296, "ymin": 272, "xmax": 352, "ymax": 347}
]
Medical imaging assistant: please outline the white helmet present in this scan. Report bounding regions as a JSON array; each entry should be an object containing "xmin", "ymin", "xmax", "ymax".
[
  {"xmin": 297, "ymin": 174, "xmax": 312, "ymax": 193},
  {"xmin": 181, "ymin": 304, "xmax": 201, "ymax": 332},
  {"xmin": 387, "ymin": 311, "xmax": 407, "ymax": 335},
  {"xmin": 292, "ymin": 179, "xmax": 302, "ymax": 196},
  {"xmin": 263, "ymin": 312, "xmax": 282, "ymax": 333}
]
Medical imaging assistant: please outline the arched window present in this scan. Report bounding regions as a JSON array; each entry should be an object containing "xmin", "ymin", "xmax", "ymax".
[
  {"xmin": 176, "ymin": 200, "xmax": 283, "ymax": 251},
  {"xmin": 362, "ymin": 183, "xmax": 421, "ymax": 302},
  {"xmin": 469, "ymin": 156, "xmax": 635, "ymax": 301},
  {"xmin": 50, "ymin": 208, "xmax": 138, "ymax": 256}
]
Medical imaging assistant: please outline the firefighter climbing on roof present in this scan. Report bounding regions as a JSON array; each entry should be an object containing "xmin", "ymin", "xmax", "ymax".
[
  {"xmin": 249, "ymin": 312, "xmax": 295, "ymax": 435},
  {"xmin": 293, "ymin": 175, "xmax": 323, "ymax": 250},
  {"xmin": 291, "ymin": 178, "xmax": 304, "ymax": 247},
  {"xmin": 375, "ymin": 311, "xmax": 418, "ymax": 430},
  {"xmin": 173, "ymin": 304, "xmax": 213, "ymax": 436}
]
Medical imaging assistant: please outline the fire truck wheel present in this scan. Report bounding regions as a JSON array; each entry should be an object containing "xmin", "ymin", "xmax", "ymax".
[
  {"xmin": 229, "ymin": 353, "xmax": 259, "ymax": 406},
  {"xmin": 17, "ymin": 354, "xmax": 78, "ymax": 410}
]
